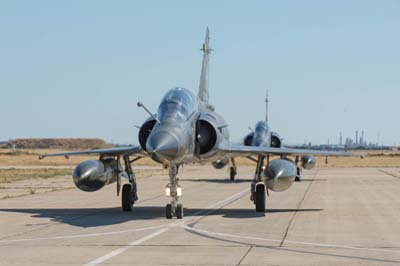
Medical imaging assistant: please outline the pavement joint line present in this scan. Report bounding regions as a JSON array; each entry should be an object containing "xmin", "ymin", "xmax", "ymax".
[
  {"xmin": 235, "ymin": 245, "xmax": 253, "ymax": 266},
  {"xmin": 81, "ymin": 187, "xmax": 250, "ymax": 266},
  {"xmin": 279, "ymin": 170, "xmax": 317, "ymax": 247},
  {"xmin": 379, "ymin": 169, "xmax": 400, "ymax": 179},
  {"xmin": 183, "ymin": 225, "xmax": 400, "ymax": 254}
]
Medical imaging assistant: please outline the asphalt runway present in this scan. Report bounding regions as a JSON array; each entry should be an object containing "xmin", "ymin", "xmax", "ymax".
[{"xmin": 1, "ymin": 166, "xmax": 400, "ymax": 265}]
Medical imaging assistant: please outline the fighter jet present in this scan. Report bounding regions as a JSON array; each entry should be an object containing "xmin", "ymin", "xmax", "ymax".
[
  {"xmin": 242, "ymin": 92, "xmax": 321, "ymax": 211},
  {"xmin": 39, "ymin": 28, "xmax": 361, "ymax": 219}
]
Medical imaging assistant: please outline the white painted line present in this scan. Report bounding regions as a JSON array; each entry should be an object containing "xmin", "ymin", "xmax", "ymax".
[
  {"xmin": 0, "ymin": 224, "xmax": 167, "ymax": 244},
  {"xmin": 81, "ymin": 188, "xmax": 249, "ymax": 266},
  {"xmin": 184, "ymin": 226, "xmax": 400, "ymax": 254},
  {"xmin": 82, "ymin": 227, "xmax": 169, "ymax": 266}
]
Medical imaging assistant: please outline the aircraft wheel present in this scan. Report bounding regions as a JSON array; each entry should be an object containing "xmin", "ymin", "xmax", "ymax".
[
  {"xmin": 255, "ymin": 184, "xmax": 266, "ymax": 212},
  {"xmin": 230, "ymin": 167, "xmax": 236, "ymax": 181},
  {"xmin": 122, "ymin": 184, "xmax": 134, "ymax": 211},
  {"xmin": 176, "ymin": 204, "xmax": 183, "ymax": 219},
  {"xmin": 166, "ymin": 204, "xmax": 173, "ymax": 219},
  {"xmin": 295, "ymin": 167, "xmax": 302, "ymax": 182}
]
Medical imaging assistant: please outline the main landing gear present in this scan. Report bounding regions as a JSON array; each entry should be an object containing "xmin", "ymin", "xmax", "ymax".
[
  {"xmin": 165, "ymin": 165, "xmax": 183, "ymax": 219},
  {"xmin": 230, "ymin": 158, "xmax": 237, "ymax": 181},
  {"xmin": 251, "ymin": 155, "xmax": 267, "ymax": 212},
  {"xmin": 294, "ymin": 156, "xmax": 302, "ymax": 182},
  {"xmin": 121, "ymin": 155, "xmax": 138, "ymax": 211}
]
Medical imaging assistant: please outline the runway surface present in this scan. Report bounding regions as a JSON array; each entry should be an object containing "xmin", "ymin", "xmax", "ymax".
[{"xmin": 1, "ymin": 166, "xmax": 400, "ymax": 265}]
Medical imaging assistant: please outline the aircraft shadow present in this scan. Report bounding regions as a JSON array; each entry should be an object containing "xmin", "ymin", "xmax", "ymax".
[
  {"xmin": 181, "ymin": 178, "xmax": 326, "ymax": 183},
  {"xmin": 181, "ymin": 178, "xmax": 251, "ymax": 183},
  {"xmin": 0, "ymin": 207, "xmax": 322, "ymax": 228},
  {"xmin": 299, "ymin": 178, "xmax": 326, "ymax": 182}
]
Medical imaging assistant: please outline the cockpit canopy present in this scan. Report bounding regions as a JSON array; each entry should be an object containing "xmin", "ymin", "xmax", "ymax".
[
  {"xmin": 157, "ymin": 87, "xmax": 196, "ymax": 123},
  {"xmin": 252, "ymin": 121, "xmax": 270, "ymax": 146},
  {"xmin": 254, "ymin": 121, "xmax": 269, "ymax": 137}
]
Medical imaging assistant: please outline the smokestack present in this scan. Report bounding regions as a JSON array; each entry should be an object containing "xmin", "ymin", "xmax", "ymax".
[
  {"xmin": 356, "ymin": 131, "xmax": 358, "ymax": 145},
  {"xmin": 361, "ymin": 131, "xmax": 364, "ymax": 146},
  {"xmin": 340, "ymin": 132, "xmax": 343, "ymax": 146}
]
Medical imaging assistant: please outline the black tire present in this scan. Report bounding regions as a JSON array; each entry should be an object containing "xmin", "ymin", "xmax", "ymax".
[
  {"xmin": 122, "ymin": 184, "xmax": 134, "ymax": 211},
  {"xmin": 255, "ymin": 184, "xmax": 266, "ymax": 212},
  {"xmin": 176, "ymin": 204, "xmax": 183, "ymax": 219},
  {"xmin": 166, "ymin": 204, "xmax": 173, "ymax": 219},
  {"xmin": 230, "ymin": 167, "xmax": 236, "ymax": 181},
  {"xmin": 295, "ymin": 167, "xmax": 302, "ymax": 182}
]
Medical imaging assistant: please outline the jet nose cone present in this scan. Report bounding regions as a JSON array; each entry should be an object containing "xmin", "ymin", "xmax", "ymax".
[{"xmin": 146, "ymin": 131, "xmax": 181, "ymax": 163}]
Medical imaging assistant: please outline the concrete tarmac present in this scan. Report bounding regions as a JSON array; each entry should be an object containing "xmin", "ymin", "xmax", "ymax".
[{"xmin": 1, "ymin": 166, "xmax": 400, "ymax": 265}]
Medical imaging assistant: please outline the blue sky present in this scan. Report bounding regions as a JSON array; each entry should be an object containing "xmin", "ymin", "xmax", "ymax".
[{"xmin": 1, "ymin": 1, "xmax": 399, "ymax": 145}]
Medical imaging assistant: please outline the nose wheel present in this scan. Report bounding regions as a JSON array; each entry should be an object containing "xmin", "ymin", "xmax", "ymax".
[
  {"xmin": 165, "ymin": 165, "xmax": 183, "ymax": 219},
  {"xmin": 251, "ymin": 156, "xmax": 266, "ymax": 212},
  {"xmin": 166, "ymin": 203, "xmax": 183, "ymax": 219}
]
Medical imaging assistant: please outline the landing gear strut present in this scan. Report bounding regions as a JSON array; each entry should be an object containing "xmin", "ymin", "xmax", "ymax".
[
  {"xmin": 165, "ymin": 165, "xmax": 183, "ymax": 219},
  {"xmin": 251, "ymin": 155, "xmax": 267, "ymax": 212},
  {"xmin": 121, "ymin": 155, "xmax": 138, "ymax": 211},
  {"xmin": 295, "ymin": 167, "xmax": 302, "ymax": 182},
  {"xmin": 230, "ymin": 158, "xmax": 237, "ymax": 181},
  {"xmin": 295, "ymin": 156, "xmax": 302, "ymax": 182}
]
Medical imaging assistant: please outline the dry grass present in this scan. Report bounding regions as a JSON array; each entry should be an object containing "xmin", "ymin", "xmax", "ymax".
[
  {"xmin": 0, "ymin": 149, "xmax": 158, "ymax": 166},
  {"xmin": 235, "ymin": 151, "xmax": 400, "ymax": 168},
  {"xmin": 1, "ymin": 149, "xmax": 399, "ymax": 168},
  {"xmin": 0, "ymin": 168, "xmax": 72, "ymax": 183}
]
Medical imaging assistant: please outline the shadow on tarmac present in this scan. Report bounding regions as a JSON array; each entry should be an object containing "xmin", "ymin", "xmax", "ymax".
[
  {"xmin": 181, "ymin": 178, "xmax": 251, "ymax": 183},
  {"xmin": 0, "ymin": 207, "xmax": 322, "ymax": 228}
]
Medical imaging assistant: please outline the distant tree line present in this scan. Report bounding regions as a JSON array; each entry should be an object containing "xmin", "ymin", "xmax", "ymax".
[{"xmin": 0, "ymin": 138, "xmax": 112, "ymax": 149}]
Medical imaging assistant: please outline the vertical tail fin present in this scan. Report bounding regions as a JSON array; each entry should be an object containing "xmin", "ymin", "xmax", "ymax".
[
  {"xmin": 198, "ymin": 27, "xmax": 213, "ymax": 108},
  {"xmin": 265, "ymin": 90, "xmax": 269, "ymax": 122}
]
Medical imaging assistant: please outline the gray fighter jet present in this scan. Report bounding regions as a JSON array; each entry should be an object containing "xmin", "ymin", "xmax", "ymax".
[
  {"xmin": 39, "ymin": 28, "xmax": 360, "ymax": 219},
  {"xmin": 242, "ymin": 92, "xmax": 321, "ymax": 211}
]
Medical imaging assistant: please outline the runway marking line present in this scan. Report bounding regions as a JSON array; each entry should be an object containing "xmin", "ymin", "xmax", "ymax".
[
  {"xmin": 82, "ymin": 227, "xmax": 169, "ymax": 266},
  {"xmin": 82, "ymin": 188, "xmax": 250, "ymax": 266}
]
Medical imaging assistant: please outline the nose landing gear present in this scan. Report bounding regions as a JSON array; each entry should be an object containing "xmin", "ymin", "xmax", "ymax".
[
  {"xmin": 165, "ymin": 165, "xmax": 183, "ymax": 219},
  {"xmin": 251, "ymin": 155, "xmax": 267, "ymax": 212}
]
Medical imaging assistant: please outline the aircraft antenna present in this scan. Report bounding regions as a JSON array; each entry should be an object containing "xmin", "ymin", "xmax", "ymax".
[{"xmin": 137, "ymin": 102, "xmax": 160, "ymax": 124}]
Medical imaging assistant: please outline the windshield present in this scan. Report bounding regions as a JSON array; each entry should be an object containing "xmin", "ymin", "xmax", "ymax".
[
  {"xmin": 254, "ymin": 121, "xmax": 269, "ymax": 138},
  {"xmin": 157, "ymin": 87, "xmax": 196, "ymax": 122}
]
